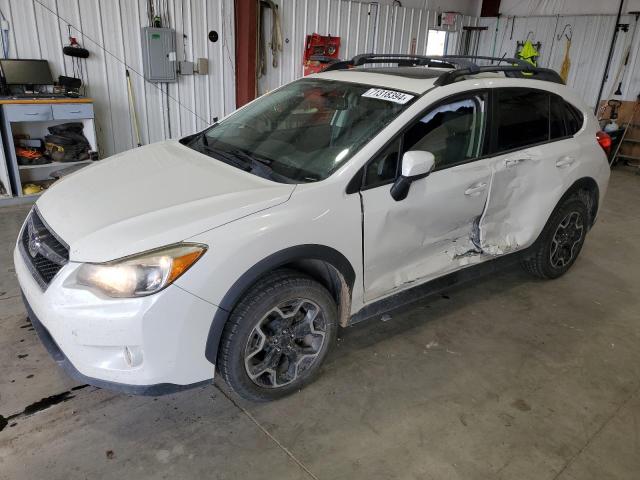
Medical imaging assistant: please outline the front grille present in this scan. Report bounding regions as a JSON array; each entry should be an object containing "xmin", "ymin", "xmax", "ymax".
[{"xmin": 19, "ymin": 208, "xmax": 69, "ymax": 289}]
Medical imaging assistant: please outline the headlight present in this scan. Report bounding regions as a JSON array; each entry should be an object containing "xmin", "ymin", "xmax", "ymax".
[{"xmin": 76, "ymin": 243, "xmax": 207, "ymax": 298}]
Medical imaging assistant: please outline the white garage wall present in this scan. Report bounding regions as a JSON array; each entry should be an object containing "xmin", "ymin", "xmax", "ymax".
[
  {"xmin": 499, "ymin": 0, "xmax": 640, "ymax": 16},
  {"xmin": 258, "ymin": 0, "xmax": 477, "ymax": 94},
  {"xmin": 375, "ymin": 0, "xmax": 480, "ymax": 17},
  {"xmin": 0, "ymin": 0, "xmax": 236, "ymax": 158},
  {"xmin": 476, "ymin": 14, "xmax": 640, "ymax": 108}
]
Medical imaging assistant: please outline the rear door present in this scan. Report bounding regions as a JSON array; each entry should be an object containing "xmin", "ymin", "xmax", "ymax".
[{"xmin": 478, "ymin": 88, "xmax": 583, "ymax": 254}]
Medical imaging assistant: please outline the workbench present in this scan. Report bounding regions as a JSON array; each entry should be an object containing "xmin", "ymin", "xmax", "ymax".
[{"xmin": 0, "ymin": 97, "xmax": 97, "ymax": 203}]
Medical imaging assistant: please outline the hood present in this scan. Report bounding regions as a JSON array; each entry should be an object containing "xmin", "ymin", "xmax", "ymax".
[{"xmin": 37, "ymin": 141, "xmax": 295, "ymax": 262}]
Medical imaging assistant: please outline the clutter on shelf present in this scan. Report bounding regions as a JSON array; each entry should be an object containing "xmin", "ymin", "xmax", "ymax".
[
  {"xmin": 45, "ymin": 122, "xmax": 92, "ymax": 162},
  {"xmin": 14, "ymin": 122, "xmax": 93, "ymax": 167}
]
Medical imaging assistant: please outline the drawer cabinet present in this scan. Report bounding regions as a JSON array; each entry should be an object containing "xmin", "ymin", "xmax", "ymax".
[
  {"xmin": 52, "ymin": 104, "xmax": 94, "ymax": 120},
  {"xmin": 3, "ymin": 103, "xmax": 94, "ymax": 123},
  {"xmin": 4, "ymin": 104, "xmax": 53, "ymax": 122}
]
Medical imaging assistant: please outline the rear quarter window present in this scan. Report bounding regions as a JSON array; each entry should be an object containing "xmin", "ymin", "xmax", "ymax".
[
  {"xmin": 551, "ymin": 94, "xmax": 584, "ymax": 139},
  {"xmin": 564, "ymin": 101, "xmax": 584, "ymax": 135}
]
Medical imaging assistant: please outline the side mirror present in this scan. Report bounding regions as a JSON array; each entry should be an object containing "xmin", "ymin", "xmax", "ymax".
[{"xmin": 390, "ymin": 151, "xmax": 435, "ymax": 201}]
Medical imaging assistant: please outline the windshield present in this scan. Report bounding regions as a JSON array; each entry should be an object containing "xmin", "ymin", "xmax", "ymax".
[{"xmin": 185, "ymin": 79, "xmax": 415, "ymax": 183}]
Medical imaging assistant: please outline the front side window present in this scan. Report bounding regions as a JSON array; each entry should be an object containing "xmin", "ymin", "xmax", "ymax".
[
  {"xmin": 361, "ymin": 93, "xmax": 487, "ymax": 189},
  {"xmin": 185, "ymin": 79, "xmax": 414, "ymax": 183},
  {"xmin": 495, "ymin": 88, "xmax": 549, "ymax": 152},
  {"xmin": 364, "ymin": 138, "xmax": 401, "ymax": 188},
  {"xmin": 403, "ymin": 93, "xmax": 487, "ymax": 170}
]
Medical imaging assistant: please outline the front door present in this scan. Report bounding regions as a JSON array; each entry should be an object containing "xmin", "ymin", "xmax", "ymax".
[{"xmin": 361, "ymin": 92, "xmax": 491, "ymax": 302}]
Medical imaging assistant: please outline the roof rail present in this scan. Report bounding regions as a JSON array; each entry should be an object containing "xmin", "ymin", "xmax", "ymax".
[
  {"xmin": 317, "ymin": 53, "xmax": 564, "ymax": 85},
  {"xmin": 433, "ymin": 64, "xmax": 564, "ymax": 86},
  {"xmin": 439, "ymin": 54, "xmax": 532, "ymax": 68},
  {"xmin": 321, "ymin": 53, "xmax": 478, "ymax": 72}
]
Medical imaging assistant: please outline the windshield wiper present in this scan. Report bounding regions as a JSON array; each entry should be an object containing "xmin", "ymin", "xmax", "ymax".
[
  {"xmin": 191, "ymin": 141, "xmax": 294, "ymax": 183},
  {"xmin": 226, "ymin": 149, "xmax": 298, "ymax": 183},
  {"xmin": 199, "ymin": 145, "xmax": 292, "ymax": 182},
  {"xmin": 198, "ymin": 144, "xmax": 251, "ymax": 171},
  {"xmin": 234, "ymin": 148, "xmax": 322, "ymax": 184},
  {"xmin": 228, "ymin": 148, "xmax": 272, "ymax": 166}
]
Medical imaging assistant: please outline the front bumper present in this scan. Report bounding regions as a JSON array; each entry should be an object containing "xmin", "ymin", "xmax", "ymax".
[
  {"xmin": 22, "ymin": 293, "xmax": 209, "ymax": 395},
  {"xmin": 15, "ymin": 246, "xmax": 218, "ymax": 395}
]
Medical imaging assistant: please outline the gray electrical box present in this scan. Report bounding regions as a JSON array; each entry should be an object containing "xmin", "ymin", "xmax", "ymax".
[
  {"xmin": 179, "ymin": 61, "xmax": 194, "ymax": 75},
  {"xmin": 141, "ymin": 27, "xmax": 177, "ymax": 82}
]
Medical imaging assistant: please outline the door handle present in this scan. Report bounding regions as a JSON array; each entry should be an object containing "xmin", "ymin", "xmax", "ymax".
[
  {"xmin": 556, "ymin": 156, "xmax": 575, "ymax": 168},
  {"xmin": 464, "ymin": 182, "xmax": 487, "ymax": 196}
]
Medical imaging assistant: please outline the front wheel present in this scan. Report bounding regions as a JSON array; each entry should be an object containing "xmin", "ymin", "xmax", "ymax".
[
  {"xmin": 521, "ymin": 196, "xmax": 589, "ymax": 279},
  {"xmin": 217, "ymin": 270, "xmax": 337, "ymax": 402}
]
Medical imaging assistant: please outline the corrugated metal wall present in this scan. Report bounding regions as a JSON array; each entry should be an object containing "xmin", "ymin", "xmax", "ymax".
[
  {"xmin": 475, "ymin": 15, "xmax": 640, "ymax": 108},
  {"xmin": 0, "ymin": 0, "xmax": 235, "ymax": 158},
  {"xmin": 257, "ymin": 0, "xmax": 477, "ymax": 94}
]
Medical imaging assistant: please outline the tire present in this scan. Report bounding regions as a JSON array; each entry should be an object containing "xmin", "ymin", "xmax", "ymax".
[
  {"xmin": 217, "ymin": 269, "xmax": 338, "ymax": 402},
  {"xmin": 521, "ymin": 195, "xmax": 589, "ymax": 279}
]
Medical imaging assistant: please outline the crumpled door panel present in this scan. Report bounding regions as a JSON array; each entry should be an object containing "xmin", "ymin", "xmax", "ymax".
[
  {"xmin": 362, "ymin": 161, "xmax": 491, "ymax": 302},
  {"xmin": 478, "ymin": 142, "xmax": 579, "ymax": 255}
]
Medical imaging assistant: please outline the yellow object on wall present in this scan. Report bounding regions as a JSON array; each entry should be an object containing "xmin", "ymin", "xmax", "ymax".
[
  {"xmin": 560, "ymin": 39, "xmax": 571, "ymax": 83},
  {"xmin": 518, "ymin": 40, "xmax": 539, "ymax": 67}
]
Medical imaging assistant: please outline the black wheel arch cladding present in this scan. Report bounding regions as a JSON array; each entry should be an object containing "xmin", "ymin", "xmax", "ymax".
[
  {"xmin": 204, "ymin": 244, "xmax": 356, "ymax": 364},
  {"xmin": 561, "ymin": 177, "xmax": 600, "ymax": 228}
]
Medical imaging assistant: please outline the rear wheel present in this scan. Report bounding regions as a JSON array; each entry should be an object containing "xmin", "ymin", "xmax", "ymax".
[
  {"xmin": 522, "ymin": 196, "xmax": 589, "ymax": 279},
  {"xmin": 217, "ymin": 270, "xmax": 337, "ymax": 402}
]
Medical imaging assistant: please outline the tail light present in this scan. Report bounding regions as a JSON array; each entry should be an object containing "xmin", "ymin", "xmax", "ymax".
[{"xmin": 596, "ymin": 131, "xmax": 612, "ymax": 155}]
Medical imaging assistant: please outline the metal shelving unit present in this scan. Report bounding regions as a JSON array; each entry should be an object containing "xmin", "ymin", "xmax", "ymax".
[{"xmin": 0, "ymin": 98, "xmax": 97, "ymax": 203}]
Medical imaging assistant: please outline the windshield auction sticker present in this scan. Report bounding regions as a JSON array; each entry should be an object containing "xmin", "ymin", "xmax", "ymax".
[{"xmin": 361, "ymin": 88, "xmax": 414, "ymax": 104}]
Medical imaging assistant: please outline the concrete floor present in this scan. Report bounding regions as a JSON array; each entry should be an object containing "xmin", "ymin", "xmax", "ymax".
[{"xmin": 1, "ymin": 168, "xmax": 639, "ymax": 480}]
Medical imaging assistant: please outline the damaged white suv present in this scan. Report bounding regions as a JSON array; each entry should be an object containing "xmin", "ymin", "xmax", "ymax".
[{"xmin": 15, "ymin": 55, "xmax": 610, "ymax": 401}]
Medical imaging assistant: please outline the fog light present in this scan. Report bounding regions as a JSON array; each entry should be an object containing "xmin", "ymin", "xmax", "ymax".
[{"xmin": 123, "ymin": 346, "xmax": 143, "ymax": 367}]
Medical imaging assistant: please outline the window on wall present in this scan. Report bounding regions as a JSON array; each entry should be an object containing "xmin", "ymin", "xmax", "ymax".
[{"xmin": 426, "ymin": 30, "xmax": 447, "ymax": 56}]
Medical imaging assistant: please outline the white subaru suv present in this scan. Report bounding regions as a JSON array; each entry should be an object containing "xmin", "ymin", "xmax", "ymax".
[{"xmin": 15, "ymin": 55, "xmax": 610, "ymax": 401}]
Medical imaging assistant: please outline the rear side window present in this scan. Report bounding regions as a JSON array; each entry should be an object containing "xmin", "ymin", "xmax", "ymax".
[
  {"xmin": 550, "ymin": 95, "xmax": 567, "ymax": 139},
  {"xmin": 494, "ymin": 88, "xmax": 549, "ymax": 152}
]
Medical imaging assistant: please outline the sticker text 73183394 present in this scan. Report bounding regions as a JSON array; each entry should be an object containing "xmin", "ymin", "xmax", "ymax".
[{"xmin": 361, "ymin": 88, "xmax": 414, "ymax": 105}]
